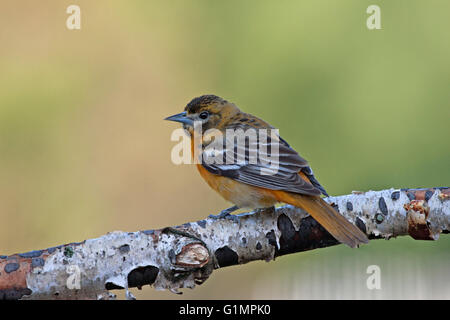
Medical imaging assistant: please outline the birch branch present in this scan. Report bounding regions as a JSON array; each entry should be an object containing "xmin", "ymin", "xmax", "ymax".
[{"xmin": 0, "ymin": 187, "xmax": 448, "ymax": 300}]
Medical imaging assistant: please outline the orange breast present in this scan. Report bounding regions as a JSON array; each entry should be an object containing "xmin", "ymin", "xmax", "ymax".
[{"xmin": 196, "ymin": 164, "xmax": 278, "ymax": 209}]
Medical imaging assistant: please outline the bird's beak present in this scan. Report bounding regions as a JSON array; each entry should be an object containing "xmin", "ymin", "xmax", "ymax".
[{"xmin": 164, "ymin": 111, "xmax": 193, "ymax": 126}]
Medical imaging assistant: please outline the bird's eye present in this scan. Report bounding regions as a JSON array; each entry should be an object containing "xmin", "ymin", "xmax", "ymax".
[{"xmin": 199, "ymin": 111, "xmax": 209, "ymax": 120}]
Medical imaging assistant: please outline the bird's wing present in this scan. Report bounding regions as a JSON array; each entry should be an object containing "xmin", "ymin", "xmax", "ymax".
[{"xmin": 201, "ymin": 126, "xmax": 322, "ymax": 196}]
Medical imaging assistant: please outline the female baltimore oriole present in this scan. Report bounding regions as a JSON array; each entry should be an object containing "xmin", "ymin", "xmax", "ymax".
[{"xmin": 165, "ymin": 95, "xmax": 368, "ymax": 248}]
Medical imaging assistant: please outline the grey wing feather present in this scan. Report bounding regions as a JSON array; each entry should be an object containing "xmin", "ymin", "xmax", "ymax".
[{"xmin": 201, "ymin": 131, "xmax": 322, "ymax": 196}]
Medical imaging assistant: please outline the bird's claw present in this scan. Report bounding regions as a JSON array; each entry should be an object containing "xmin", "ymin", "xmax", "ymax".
[
  {"xmin": 208, "ymin": 206, "xmax": 240, "ymax": 222},
  {"xmin": 254, "ymin": 206, "xmax": 276, "ymax": 215}
]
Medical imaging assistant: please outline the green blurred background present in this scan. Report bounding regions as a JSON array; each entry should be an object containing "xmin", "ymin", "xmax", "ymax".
[{"xmin": 0, "ymin": 0, "xmax": 449, "ymax": 299}]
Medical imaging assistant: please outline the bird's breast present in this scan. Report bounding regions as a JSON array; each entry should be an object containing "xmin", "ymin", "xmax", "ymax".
[{"xmin": 196, "ymin": 164, "xmax": 277, "ymax": 209}]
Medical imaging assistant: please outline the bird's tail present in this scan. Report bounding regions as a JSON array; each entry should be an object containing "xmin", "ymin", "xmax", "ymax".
[{"xmin": 271, "ymin": 191, "xmax": 369, "ymax": 248}]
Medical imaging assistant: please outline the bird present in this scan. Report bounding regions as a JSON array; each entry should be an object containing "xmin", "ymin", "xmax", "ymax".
[{"xmin": 165, "ymin": 94, "xmax": 369, "ymax": 248}]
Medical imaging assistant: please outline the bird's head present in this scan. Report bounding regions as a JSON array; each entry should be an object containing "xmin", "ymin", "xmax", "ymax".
[{"xmin": 165, "ymin": 95, "xmax": 240, "ymax": 135}]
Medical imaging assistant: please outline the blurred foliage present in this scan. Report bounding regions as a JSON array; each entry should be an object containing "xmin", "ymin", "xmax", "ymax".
[{"xmin": 0, "ymin": 0, "xmax": 448, "ymax": 299}]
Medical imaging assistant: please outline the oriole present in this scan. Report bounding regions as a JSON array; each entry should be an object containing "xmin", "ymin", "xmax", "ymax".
[{"xmin": 165, "ymin": 95, "xmax": 368, "ymax": 248}]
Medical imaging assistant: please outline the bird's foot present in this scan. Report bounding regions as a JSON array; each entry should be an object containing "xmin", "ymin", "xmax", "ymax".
[
  {"xmin": 208, "ymin": 205, "xmax": 239, "ymax": 222},
  {"xmin": 254, "ymin": 206, "xmax": 276, "ymax": 215}
]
